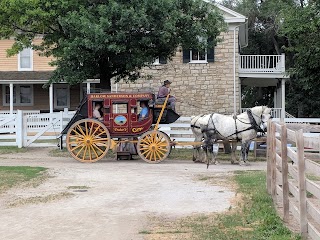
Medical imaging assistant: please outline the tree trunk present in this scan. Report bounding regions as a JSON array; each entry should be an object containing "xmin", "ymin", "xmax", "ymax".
[
  {"xmin": 99, "ymin": 59, "xmax": 112, "ymax": 92},
  {"xmin": 271, "ymin": 34, "xmax": 281, "ymax": 55}
]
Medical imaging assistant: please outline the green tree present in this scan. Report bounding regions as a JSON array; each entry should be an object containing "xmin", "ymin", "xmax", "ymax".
[
  {"xmin": 0, "ymin": 0, "xmax": 224, "ymax": 90},
  {"xmin": 221, "ymin": 0, "xmax": 296, "ymax": 109},
  {"xmin": 280, "ymin": 1, "xmax": 320, "ymax": 117}
]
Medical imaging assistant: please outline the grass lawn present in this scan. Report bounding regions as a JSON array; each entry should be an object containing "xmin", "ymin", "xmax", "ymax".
[
  {"xmin": 0, "ymin": 166, "xmax": 47, "ymax": 193},
  {"xmin": 141, "ymin": 171, "xmax": 301, "ymax": 240},
  {"xmin": 0, "ymin": 146, "xmax": 27, "ymax": 154},
  {"xmin": 49, "ymin": 147, "xmax": 265, "ymax": 162}
]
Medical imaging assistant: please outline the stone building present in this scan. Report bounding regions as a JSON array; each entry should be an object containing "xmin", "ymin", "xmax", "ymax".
[{"xmin": 117, "ymin": 30, "xmax": 243, "ymax": 116}]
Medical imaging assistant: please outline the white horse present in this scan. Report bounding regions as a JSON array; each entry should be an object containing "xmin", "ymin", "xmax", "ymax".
[
  {"xmin": 191, "ymin": 106, "xmax": 272, "ymax": 165},
  {"xmin": 191, "ymin": 114, "xmax": 237, "ymax": 164}
]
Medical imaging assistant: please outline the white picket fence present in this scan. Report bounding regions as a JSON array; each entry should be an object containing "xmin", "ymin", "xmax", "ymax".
[
  {"xmin": 0, "ymin": 112, "xmax": 194, "ymax": 148},
  {"xmin": 2, "ymin": 110, "xmax": 320, "ymax": 149},
  {"xmin": 0, "ymin": 110, "xmax": 75, "ymax": 148}
]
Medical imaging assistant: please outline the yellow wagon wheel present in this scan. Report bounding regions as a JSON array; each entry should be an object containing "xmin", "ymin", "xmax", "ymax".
[
  {"xmin": 137, "ymin": 130, "xmax": 171, "ymax": 163},
  {"xmin": 66, "ymin": 119, "xmax": 111, "ymax": 163}
]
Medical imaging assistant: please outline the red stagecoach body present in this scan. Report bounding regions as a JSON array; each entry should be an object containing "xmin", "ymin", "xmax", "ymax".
[
  {"xmin": 88, "ymin": 92, "xmax": 154, "ymax": 137},
  {"xmin": 61, "ymin": 91, "xmax": 180, "ymax": 163}
]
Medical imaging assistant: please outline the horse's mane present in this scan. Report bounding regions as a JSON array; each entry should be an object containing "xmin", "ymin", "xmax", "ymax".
[{"xmin": 236, "ymin": 106, "xmax": 270, "ymax": 121}]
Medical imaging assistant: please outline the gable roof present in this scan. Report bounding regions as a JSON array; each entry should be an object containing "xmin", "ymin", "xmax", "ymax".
[
  {"xmin": 203, "ymin": 0, "xmax": 247, "ymax": 23},
  {"xmin": 215, "ymin": 3, "xmax": 247, "ymax": 23}
]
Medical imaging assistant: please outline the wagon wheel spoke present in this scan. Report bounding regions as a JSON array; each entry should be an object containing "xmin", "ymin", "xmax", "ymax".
[
  {"xmin": 85, "ymin": 121, "xmax": 88, "ymax": 136},
  {"xmin": 92, "ymin": 143, "xmax": 105, "ymax": 154},
  {"xmin": 71, "ymin": 143, "xmax": 85, "ymax": 152},
  {"xmin": 71, "ymin": 128, "xmax": 84, "ymax": 138},
  {"xmin": 89, "ymin": 145, "xmax": 99, "ymax": 159},
  {"xmin": 76, "ymin": 125, "xmax": 86, "ymax": 137},
  {"xmin": 69, "ymin": 134, "xmax": 85, "ymax": 141}
]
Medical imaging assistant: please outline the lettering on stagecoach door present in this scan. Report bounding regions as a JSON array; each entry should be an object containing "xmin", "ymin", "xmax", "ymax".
[
  {"xmin": 132, "ymin": 127, "xmax": 144, "ymax": 133},
  {"xmin": 113, "ymin": 127, "xmax": 128, "ymax": 132}
]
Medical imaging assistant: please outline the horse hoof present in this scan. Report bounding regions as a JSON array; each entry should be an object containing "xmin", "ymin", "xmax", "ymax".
[
  {"xmin": 214, "ymin": 161, "xmax": 220, "ymax": 165},
  {"xmin": 239, "ymin": 161, "xmax": 249, "ymax": 166},
  {"xmin": 193, "ymin": 160, "xmax": 203, "ymax": 163}
]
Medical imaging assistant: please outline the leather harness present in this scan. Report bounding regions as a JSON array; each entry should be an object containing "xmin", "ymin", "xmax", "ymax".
[{"xmin": 191, "ymin": 110, "xmax": 266, "ymax": 142}]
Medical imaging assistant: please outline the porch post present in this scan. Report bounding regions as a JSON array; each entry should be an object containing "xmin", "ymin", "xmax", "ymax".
[
  {"xmin": 9, "ymin": 83, "xmax": 13, "ymax": 115},
  {"xmin": 277, "ymin": 87, "xmax": 281, "ymax": 108},
  {"xmin": 281, "ymin": 79, "xmax": 285, "ymax": 122},
  {"xmin": 233, "ymin": 27, "xmax": 237, "ymax": 116},
  {"xmin": 273, "ymin": 89, "xmax": 277, "ymax": 109},
  {"xmin": 239, "ymin": 81, "xmax": 242, "ymax": 111},
  {"xmin": 49, "ymin": 84, "xmax": 54, "ymax": 123},
  {"xmin": 49, "ymin": 84, "xmax": 53, "ymax": 114},
  {"xmin": 87, "ymin": 82, "xmax": 91, "ymax": 94}
]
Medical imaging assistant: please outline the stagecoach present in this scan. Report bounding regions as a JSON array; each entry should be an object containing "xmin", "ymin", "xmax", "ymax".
[{"xmin": 61, "ymin": 92, "xmax": 181, "ymax": 163}]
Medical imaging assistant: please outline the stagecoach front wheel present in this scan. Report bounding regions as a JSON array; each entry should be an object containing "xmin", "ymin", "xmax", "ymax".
[
  {"xmin": 66, "ymin": 119, "xmax": 111, "ymax": 163},
  {"xmin": 137, "ymin": 130, "xmax": 171, "ymax": 163}
]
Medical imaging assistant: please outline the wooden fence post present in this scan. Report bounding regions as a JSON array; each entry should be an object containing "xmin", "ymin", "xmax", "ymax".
[
  {"xmin": 281, "ymin": 123, "xmax": 289, "ymax": 222},
  {"xmin": 267, "ymin": 120, "xmax": 272, "ymax": 194},
  {"xmin": 296, "ymin": 129, "xmax": 308, "ymax": 239},
  {"xmin": 22, "ymin": 114, "xmax": 28, "ymax": 147},
  {"xmin": 271, "ymin": 122, "xmax": 277, "ymax": 199}
]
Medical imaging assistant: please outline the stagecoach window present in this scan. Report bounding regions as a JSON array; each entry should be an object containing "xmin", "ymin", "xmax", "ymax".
[{"xmin": 112, "ymin": 103, "xmax": 128, "ymax": 113}]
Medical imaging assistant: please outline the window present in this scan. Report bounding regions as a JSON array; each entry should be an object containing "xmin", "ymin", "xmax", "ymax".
[
  {"xmin": 112, "ymin": 103, "xmax": 128, "ymax": 114},
  {"xmin": 3, "ymin": 85, "xmax": 33, "ymax": 106},
  {"xmin": 190, "ymin": 49, "xmax": 207, "ymax": 63},
  {"xmin": 54, "ymin": 84, "xmax": 70, "ymax": 109},
  {"xmin": 153, "ymin": 57, "xmax": 160, "ymax": 65},
  {"xmin": 183, "ymin": 38, "xmax": 214, "ymax": 64},
  {"xmin": 152, "ymin": 56, "xmax": 167, "ymax": 65},
  {"xmin": 18, "ymin": 48, "xmax": 33, "ymax": 71}
]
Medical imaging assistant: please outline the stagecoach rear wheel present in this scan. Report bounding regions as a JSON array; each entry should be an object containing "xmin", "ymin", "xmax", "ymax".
[
  {"xmin": 66, "ymin": 119, "xmax": 111, "ymax": 163},
  {"xmin": 137, "ymin": 130, "xmax": 171, "ymax": 163}
]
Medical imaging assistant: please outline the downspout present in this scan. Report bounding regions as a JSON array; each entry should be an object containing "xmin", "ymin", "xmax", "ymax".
[
  {"xmin": 233, "ymin": 22, "xmax": 247, "ymax": 116},
  {"xmin": 233, "ymin": 27, "xmax": 237, "ymax": 117}
]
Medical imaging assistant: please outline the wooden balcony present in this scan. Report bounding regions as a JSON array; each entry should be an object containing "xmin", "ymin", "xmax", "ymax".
[{"xmin": 239, "ymin": 54, "xmax": 288, "ymax": 79}]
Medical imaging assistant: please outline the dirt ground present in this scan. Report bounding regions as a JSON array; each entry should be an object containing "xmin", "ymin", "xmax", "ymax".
[{"xmin": 0, "ymin": 148, "xmax": 267, "ymax": 240}]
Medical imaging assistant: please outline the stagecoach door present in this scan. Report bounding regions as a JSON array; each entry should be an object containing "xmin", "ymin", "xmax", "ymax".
[{"xmin": 110, "ymin": 100, "xmax": 129, "ymax": 135}]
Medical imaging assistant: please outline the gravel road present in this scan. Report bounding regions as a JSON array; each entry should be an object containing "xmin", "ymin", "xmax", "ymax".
[{"xmin": 0, "ymin": 148, "xmax": 267, "ymax": 240}]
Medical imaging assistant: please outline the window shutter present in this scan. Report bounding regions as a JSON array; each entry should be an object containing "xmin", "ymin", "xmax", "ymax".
[
  {"xmin": 207, "ymin": 47, "xmax": 214, "ymax": 62},
  {"xmin": 159, "ymin": 56, "xmax": 167, "ymax": 64},
  {"xmin": 207, "ymin": 38, "xmax": 215, "ymax": 62},
  {"xmin": 182, "ymin": 48, "xmax": 190, "ymax": 63}
]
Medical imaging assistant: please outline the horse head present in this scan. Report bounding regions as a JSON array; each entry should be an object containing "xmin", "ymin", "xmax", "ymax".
[{"xmin": 251, "ymin": 106, "xmax": 272, "ymax": 130}]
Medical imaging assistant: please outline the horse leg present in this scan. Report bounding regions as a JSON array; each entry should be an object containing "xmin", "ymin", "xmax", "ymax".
[
  {"xmin": 244, "ymin": 141, "xmax": 251, "ymax": 165},
  {"xmin": 203, "ymin": 145, "xmax": 209, "ymax": 165},
  {"xmin": 231, "ymin": 142, "xmax": 237, "ymax": 164},
  {"xmin": 212, "ymin": 143, "xmax": 219, "ymax": 164},
  {"xmin": 240, "ymin": 142, "xmax": 250, "ymax": 166},
  {"xmin": 193, "ymin": 146, "xmax": 199, "ymax": 162}
]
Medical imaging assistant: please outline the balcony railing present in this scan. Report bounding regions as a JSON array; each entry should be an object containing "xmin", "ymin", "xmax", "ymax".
[
  {"xmin": 239, "ymin": 54, "xmax": 285, "ymax": 74},
  {"xmin": 241, "ymin": 108, "xmax": 295, "ymax": 119}
]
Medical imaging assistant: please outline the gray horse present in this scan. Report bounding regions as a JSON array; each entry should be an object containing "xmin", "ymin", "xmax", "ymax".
[{"xmin": 191, "ymin": 106, "xmax": 272, "ymax": 165}]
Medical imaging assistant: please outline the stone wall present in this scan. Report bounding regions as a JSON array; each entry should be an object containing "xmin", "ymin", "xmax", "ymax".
[{"xmin": 114, "ymin": 31, "xmax": 240, "ymax": 116}]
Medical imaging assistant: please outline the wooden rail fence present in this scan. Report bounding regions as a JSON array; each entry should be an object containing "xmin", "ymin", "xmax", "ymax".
[{"xmin": 267, "ymin": 120, "xmax": 320, "ymax": 240}]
